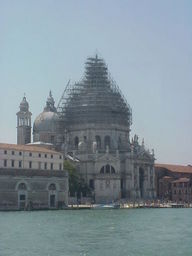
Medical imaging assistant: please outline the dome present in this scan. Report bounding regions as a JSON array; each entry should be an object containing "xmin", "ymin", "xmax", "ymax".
[
  {"xmin": 33, "ymin": 111, "xmax": 59, "ymax": 133},
  {"xmin": 19, "ymin": 96, "xmax": 29, "ymax": 112},
  {"xmin": 58, "ymin": 55, "xmax": 132, "ymax": 127},
  {"xmin": 33, "ymin": 91, "xmax": 58, "ymax": 134}
]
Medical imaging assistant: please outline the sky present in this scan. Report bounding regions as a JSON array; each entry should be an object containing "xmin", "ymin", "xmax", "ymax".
[{"xmin": 0, "ymin": 0, "xmax": 191, "ymax": 165}]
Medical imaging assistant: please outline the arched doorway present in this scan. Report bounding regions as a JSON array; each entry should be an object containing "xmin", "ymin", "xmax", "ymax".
[
  {"xmin": 48, "ymin": 183, "xmax": 57, "ymax": 208},
  {"xmin": 17, "ymin": 182, "xmax": 28, "ymax": 210},
  {"xmin": 139, "ymin": 168, "xmax": 144, "ymax": 198}
]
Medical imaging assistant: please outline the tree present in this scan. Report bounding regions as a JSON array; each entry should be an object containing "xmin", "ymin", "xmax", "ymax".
[{"xmin": 64, "ymin": 160, "xmax": 91, "ymax": 198}]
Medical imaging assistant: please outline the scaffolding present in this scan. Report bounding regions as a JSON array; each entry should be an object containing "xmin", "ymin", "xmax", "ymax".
[{"xmin": 57, "ymin": 55, "xmax": 132, "ymax": 127}]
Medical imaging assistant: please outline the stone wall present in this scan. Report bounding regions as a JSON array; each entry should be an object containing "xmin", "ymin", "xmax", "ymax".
[{"xmin": 0, "ymin": 169, "xmax": 68, "ymax": 210}]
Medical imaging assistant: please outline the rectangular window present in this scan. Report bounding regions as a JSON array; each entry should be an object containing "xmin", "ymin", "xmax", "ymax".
[
  {"xmin": 19, "ymin": 161, "xmax": 22, "ymax": 168},
  {"xmin": 89, "ymin": 179, "xmax": 94, "ymax": 189},
  {"xmin": 51, "ymin": 163, "xmax": 53, "ymax": 170},
  {"xmin": 51, "ymin": 136, "xmax": 54, "ymax": 143},
  {"xmin": 39, "ymin": 153, "xmax": 41, "ymax": 158},
  {"xmin": 29, "ymin": 161, "xmax": 32, "ymax": 168},
  {"xmin": 51, "ymin": 155, "xmax": 53, "ymax": 159},
  {"xmin": 4, "ymin": 150, "xmax": 7, "ymax": 154},
  {"xmin": 45, "ymin": 154, "xmax": 47, "ymax": 158},
  {"xmin": 44, "ymin": 163, "xmax": 47, "ymax": 170},
  {"xmin": 20, "ymin": 194, "xmax": 25, "ymax": 201},
  {"xmin": 4, "ymin": 160, "xmax": 7, "ymax": 167},
  {"xmin": 11, "ymin": 160, "xmax": 14, "ymax": 167},
  {"xmin": 12, "ymin": 151, "xmax": 14, "ymax": 155},
  {"xmin": 19, "ymin": 151, "xmax": 22, "ymax": 156},
  {"xmin": 29, "ymin": 152, "xmax": 32, "ymax": 157},
  {"xmin": 59, "ymin": 163, "xmax": 62, "ymax": 170}
]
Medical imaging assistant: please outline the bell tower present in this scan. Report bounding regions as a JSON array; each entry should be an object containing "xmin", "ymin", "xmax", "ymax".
[{"xmin": 16, "ymin": 95, "xmax": 32, "ymax": 145}]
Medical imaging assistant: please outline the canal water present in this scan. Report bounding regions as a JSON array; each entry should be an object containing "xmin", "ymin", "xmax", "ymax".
[{"xmin": 0, "ymin": 208, "xmax": 192, "ymax": 256}]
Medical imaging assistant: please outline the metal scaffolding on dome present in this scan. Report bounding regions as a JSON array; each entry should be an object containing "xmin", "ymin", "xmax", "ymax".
[{"xmin": 57, "ymin": 55, "xmax": 132, "ymax": 127}]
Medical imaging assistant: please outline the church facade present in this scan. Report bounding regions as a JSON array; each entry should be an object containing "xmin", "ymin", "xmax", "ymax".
[{"xmin": 19, "ymin": 55, "xmax": 156, "ymax": 203}]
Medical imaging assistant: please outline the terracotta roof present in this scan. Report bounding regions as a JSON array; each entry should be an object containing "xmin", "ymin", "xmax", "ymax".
[
  {"xmin": 0, "ymin": 143, "xmax": 61, "ymax": 155},
  {"xmin": 172, "ymin": 177, "xmax": 190, "ymax": 183},
  {"xmin": 155, "ymin": 163, "xmax": 192, "ymax": 174}
]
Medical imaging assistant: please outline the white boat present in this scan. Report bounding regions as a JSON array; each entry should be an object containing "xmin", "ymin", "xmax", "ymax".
[{"xmin": 92, "ymin": 203, "xmax": 120, "ymax": 209}]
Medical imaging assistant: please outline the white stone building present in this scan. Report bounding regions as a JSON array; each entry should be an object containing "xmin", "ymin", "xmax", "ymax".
[
  {"xmin": 0, "ymin": 143, "xmax": 68, "ymax": 210},
  {"xmin": 19, "ymin": 55, "xmax": 156, "ymax": 203}
]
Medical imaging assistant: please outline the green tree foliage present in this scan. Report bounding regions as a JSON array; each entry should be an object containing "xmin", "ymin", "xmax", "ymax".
[{"xmin": 64, "ymin": 160, "xmax": 91, "ymax": 198}]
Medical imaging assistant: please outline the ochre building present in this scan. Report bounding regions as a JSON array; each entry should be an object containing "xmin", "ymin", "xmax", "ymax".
[{"xmin": 155, "ymin": 164, "xmax": 192, "ymax": 203}]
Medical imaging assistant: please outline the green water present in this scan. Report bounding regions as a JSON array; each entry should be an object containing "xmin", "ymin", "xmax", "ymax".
[{"xmin": 0, "ymin": 209, "xmax": 191, "ymax": 256}]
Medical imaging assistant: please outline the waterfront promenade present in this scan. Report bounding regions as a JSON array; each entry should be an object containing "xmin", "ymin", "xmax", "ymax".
[{"xmin": 67, "ymin": 201, "xmax": 192, "ymax": 210}]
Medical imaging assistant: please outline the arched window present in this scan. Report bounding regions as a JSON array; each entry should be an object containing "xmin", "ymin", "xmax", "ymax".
[
  {"xmin": 111, "ymin": 166, "xmax": 115, "ymax": 174},
  {"xmin": 100, "ymin": 166, "xmax": 105, "ymax": 174},
  {"xmin": 100, "ymin": 165, "xmax": 116, "ymax": 174},
  {"xmin": 17, "ymin": 182, "xmax": 28, "ymax": 210},
  {"xmin": 74, "ymin": 136, "xmax": 79, "ymax": 150},
  {"xmin": 104, "ymin": 136, "xmax": 111, "ymax": 149},
  {"xmin": 18, "ymin": 183, "xmax": 27, "ymax": 190},
  {"xmin": 106, "ymin": 164, "xmax": 110, "ymax": 174},
  {"xmin": 48, "ymin": 183, "xmax": 56, "ymax": 191},
  {"xmin": 95, "ymin": 135, "xmax": 101, "ymax": 149}
]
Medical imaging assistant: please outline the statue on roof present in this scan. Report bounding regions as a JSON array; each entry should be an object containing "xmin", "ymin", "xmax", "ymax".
[{"xmin": 44, "ymin": 91, "xmax": 57, "ymax": 112}]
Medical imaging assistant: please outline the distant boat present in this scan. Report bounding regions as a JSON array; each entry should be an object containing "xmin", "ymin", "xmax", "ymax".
[{"xmin": 92, "ymin": 203, "xmax": 120, "ymax": 209}]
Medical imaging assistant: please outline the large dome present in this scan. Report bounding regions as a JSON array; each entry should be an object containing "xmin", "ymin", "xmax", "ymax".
[
  {"xmin": 58, "ymin": 55, "xmax": 132, "ymax": 127},
  {"xmin": 33, "ymin": 111, "xmax": 59, "ymax": 133}
]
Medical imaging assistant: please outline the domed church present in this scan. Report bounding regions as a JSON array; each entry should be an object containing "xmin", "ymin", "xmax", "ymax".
[{"xmin": 18, "ymin": 55, "xmax": 156, "ymax": 203}]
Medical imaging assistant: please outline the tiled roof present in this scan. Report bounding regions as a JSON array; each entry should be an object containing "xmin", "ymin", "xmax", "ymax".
[
  {"xmin": 155, "ymin": 163, "xmax": 192, "ymax": 174},
  {"xmin": 0, "ymin": 143, "xmax": 61, "ymax": 155}
]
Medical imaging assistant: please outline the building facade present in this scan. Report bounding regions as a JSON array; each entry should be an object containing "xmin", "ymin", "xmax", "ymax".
[
  {"xmin": 155, "ymin": 164, "xmax": 192, "ymax": 203},
  {"xmin": 0, "ymin": 143, "xmax": 68, "ymax": 210},
  {"xmin": 21, "ymin": 55, "xmax": 156, "ymax": 203}
]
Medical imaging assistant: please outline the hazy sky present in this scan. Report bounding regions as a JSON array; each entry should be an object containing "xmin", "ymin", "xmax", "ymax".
[{"xmin": 0, "ymin": 0, "xmax": 191, "ymax": 165}]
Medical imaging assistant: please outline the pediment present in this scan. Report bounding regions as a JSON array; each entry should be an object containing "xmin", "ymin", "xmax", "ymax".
[{"xmin": 96, "ymin": 153, "xmax": 118, "ymax": 163}]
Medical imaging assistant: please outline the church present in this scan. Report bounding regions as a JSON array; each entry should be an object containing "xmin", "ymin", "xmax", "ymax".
[{"xmin": 18, "ymin": 55, "xmax": 156, "ymax": 203}]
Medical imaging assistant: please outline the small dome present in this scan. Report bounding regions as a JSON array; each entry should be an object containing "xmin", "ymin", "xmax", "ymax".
[
  {"xmin": 33, "ymin": 111, "xmax": 59, "ymax": 133},
  {"xmin": 33, "ymin": 91, "xmax": 58, "ymax": 133},
  {"xmin": 20, "ymin": 96, "xmax": 29, "ymax": 112}
]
